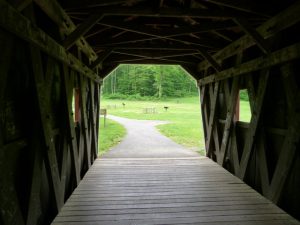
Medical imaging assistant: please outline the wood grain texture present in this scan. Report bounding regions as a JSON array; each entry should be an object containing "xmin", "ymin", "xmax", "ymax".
[{"xmin": 51, "ymin": 157, "xmax": 299, "ymax": 225}]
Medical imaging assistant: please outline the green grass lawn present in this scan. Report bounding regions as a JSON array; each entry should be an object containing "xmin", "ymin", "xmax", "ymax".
[
  {"xmin": 99, "ymin": 96, "xmax": 251, "ymax": 156},
  {"xmin": 98, "ymin": 117, "xmax": 126, "ymax": 155},
  {"xmin": 239, "ymin": 100, "xmax": 251, "ymax": 122},
  {"xmin": 101, "ymin": 96, "xmax": 205, "ymax": 154}
]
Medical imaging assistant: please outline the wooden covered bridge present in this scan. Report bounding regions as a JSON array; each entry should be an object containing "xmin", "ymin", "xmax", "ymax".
[{"xmin": 0, "ymin": 0, "xmax": 300, "ymax": 224}]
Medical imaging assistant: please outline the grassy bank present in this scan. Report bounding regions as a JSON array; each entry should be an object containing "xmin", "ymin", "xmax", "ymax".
[
  {"xmin": 101, "ymin": 97, "xmax": 205, "ymax": 154},
  {"xmin": 98, "ymin": 118, "xmax": 126, "ymax": 155}
]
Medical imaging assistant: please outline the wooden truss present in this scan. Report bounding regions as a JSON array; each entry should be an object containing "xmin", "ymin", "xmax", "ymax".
[{"xmin": 0, "ymin": 0, "xmax": 300, "ymax": 224}]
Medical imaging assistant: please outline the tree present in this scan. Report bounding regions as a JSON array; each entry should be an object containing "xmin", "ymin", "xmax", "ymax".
[{"xmin": 103, "ymin": 64, "xmax": 198, "ymax": 98}]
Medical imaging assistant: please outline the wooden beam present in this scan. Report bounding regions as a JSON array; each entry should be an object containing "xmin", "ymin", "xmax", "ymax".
[
  {"xmin": 256, "ymin": 128, "xmax": 270, "ymax": 196},
  {"xmin": 231, "ymin": 125, "xmax": 240, "ymax": 174},
  {"xmin": 0, "ymin": 141, "xmax": 27, "ymax": 225},
  {"xmin": 113, "ymin": 50, "xmax": 200, "ymax": 60},
  {"xmin": 98, "ymin": 22, "xmax": 222, "ymax": 48},
  {"xmin": 233, "ymin": 18, "xmax": 269, "ymax": 54},
  {"xmin": 107, "ymin": 57, "xmax": 196, "ymax": 65},
  {"xmin": 0, "ymin": 32, "xmax": 13, "ymax": 145},
  {"xmin": 95, "ymin": 43, "xmax": 202, "ymax": 51},
  {"xmin": 217, "ymin": 77, "xmax": 240, "ymax": 166},
  {"xmin": 33, "ymin": 0, "xmax": 98, "ymax": 61},
  {"xmin": 26, "ymin": 126, "xmax": 44, "ymax": 225},
  {"xmin": 96, "ymin": 20, "xmax": 236, "ymax": 44},
  {"xmin": 99, "ymin": 65, "xmax": 118, "ymax": 78},
  {"xmin": 238, "ymin": 70, "xmax": 269, "ymax": 179},
  {"xmin": 90, "ymin": 48, "xmax": 113, "ymax": 69},
  {"xmin": 0, "ymin": 0, "xmax": 101, "ymax": 83},
  {"xmin": 198, "ymin": 1, "xmax": 300, "ymax": 71},
  {"xmin": 64, "ymin": 0, "xmax": 145, "ymax": 9},
  {"xmin": 180, "ymin": 65, "xmax": 199, "ymax": 80},
  {"xmin": 205, "ymin": 82, "xmax": 220, "ymax": 156},
  {"xmin": 91, "ymin": 7, "xmax": 238, "ymax": 18},
  {"xmin": 64, "ymin": 14, "xmax": 104, "ymax": 49},
  {"xmin": 198, "ymin": 42, "xmax": 300, "ymax": 85},
  {"xmin": 268, "ymin": 63, "xmax": 300, "ymax": 203},
  {"xmin": 79, "ymin": 75, "xmax": 91, "ymax": 168},
  {"xmin": 13, "ymin": 0, "xmax": 32, "ymax": 11},
  {"xmin": 211, "ymin": 30, "xmax": 233, "ymax": 42},
  {"xmin": 204, "ymin": 0, "xmax": 270, "ymax": 17},
  {"xmin": 89, "ymin": 81, "xmax": 99, "ymax": 159},
  {"xmin": 30, "ymin": 45, "xmax": 64, "ymax": 211},
  {"xmin": 62, "ymin": 67, "xmax": 81, "ymax": 184},
  {"xmin": 197, "ymin": 48, "xmax": 221, "ymax": 71}
]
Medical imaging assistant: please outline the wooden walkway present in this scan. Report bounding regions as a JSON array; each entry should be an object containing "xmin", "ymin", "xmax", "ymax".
[{"xmin": 52, "ymin": 157, "xmax": 299, "ymax": 225}]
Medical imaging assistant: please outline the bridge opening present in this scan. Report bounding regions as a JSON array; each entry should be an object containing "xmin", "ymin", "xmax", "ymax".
[{"xmin": 98, "ymin": 64, "xmax": 206, "ymax": 157}]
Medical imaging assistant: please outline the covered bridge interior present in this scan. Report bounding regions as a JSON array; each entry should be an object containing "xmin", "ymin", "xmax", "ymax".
[{"xmin": 0, "ymin": 0, "xmax": 300, "ymax": 224}]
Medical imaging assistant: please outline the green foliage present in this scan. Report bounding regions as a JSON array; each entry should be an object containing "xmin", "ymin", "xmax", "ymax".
[
  {"xmin": 240, "ymin": 90, "xmax": 249, "ymax": 101},
  {"xmin": 98, "ymin": 118, "xmax": 126, "ymax": 155},
  {"xmin": 102, "ymin": 65, "xmax": 198, "ymax": 99}
]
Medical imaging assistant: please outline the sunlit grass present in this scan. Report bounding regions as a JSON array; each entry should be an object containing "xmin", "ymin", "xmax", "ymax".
[
  {"xmin": 98, "ymin": 118, "xmax": 126, "ymax": 155},
  {"xmin": 101, "ymin": 96, "xmax": 205, "ymax": 154},
  {"xmin": 99, "ymin": 97, "xmax": 251, "ymax": 156}
]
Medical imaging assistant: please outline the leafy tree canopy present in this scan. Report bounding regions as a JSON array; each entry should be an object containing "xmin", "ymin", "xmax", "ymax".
[{"xmin": 102, "ymin": 64, "xmax": 198, "ymax": 99}]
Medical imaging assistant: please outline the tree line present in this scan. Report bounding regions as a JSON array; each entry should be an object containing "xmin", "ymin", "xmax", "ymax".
[{"xmin": 102, "ymin": 65, "xmax": 198, "ymax": 99}]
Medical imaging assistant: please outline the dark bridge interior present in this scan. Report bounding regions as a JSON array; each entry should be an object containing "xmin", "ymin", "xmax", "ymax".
[{"xmin": 0, "ymin": 0, "xmax": 300, "ymax": 224}]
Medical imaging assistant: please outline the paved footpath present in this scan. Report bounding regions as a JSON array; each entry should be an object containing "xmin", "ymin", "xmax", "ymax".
[{"xmin": 102, "ymin": 115, "xmax": 199, "ymax": 158}]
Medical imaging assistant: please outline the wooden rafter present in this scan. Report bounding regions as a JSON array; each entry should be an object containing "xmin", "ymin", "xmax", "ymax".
[
  {"xmin": 199, "ymin": 42, "xmax": 300, "ymax": 85},
  {"xmin": 87, "ymin": 7, "xmax": 238, "ymax": 18},
  {"xmin": 205, "ymin": 82, "xmax": 220, "ymax": 156},
  {"xmin": 90, "ymin": 48, "xmax": 114, "ymax": 69},
  {"xmin": 13, "ymin": 0, "xmax": 32, "ymax": 11},
  {"xmin": 204, "ymin": 0, "xmax": 270, "ymax": 17},
  {"xmin": 64, "ymin": 14, "xmax": 104, "ymax": 49},
  {"xmin": 112, "ymin": 50, "xmax": 200, "ymax": 60},
  {"xmin": 233, "ymin": 18, "xmax": 269, "ymax": 54},
  {"xmin": 64, "ymin": 0, "xmax": 146, "ymax": 9},
  {"xmin": 33, "ymin": 0, "xmax": 98, "ymax": 61},
  {"xmin": 0, "ymin": 0, "xmax": 101, "ymax": 83},
  {"xmin": 217, "ymin": 77, "xmax": 239, "ymax": 166},
  {"xmin": 238, "ymin": 70, "xmax": 269, "ymax": 179},
  {"xmin": 98, "ymin": 22, "xmax": 221, "ymax": 48},
  {"xmin": 198, "ymin": 0, "xmax": 300, "ymax": 71},
  {"xmin": 197, "ymin": 48, "xmax": 221, "ymax": 71}
]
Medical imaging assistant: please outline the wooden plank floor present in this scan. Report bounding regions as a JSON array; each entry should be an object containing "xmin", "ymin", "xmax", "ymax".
[{"xmin": 52, "ymin": 157, "xmax": 300, "ymax": 225}]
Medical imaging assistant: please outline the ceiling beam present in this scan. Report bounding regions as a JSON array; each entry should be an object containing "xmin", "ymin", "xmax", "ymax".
[
  {"xmin": 199, "ymin": 42, "xmax": 300, "ymax": 85},
  {"xmin": 197, "ymin": 48, "xmax": 222, "ymax": 71},
  {"xmin": 63, "ymin": 14, "xmax": 104, "ymax": 49},
  {"xmin": 233, "ymin": 18, "xmax": 269, "ymax": 54},
  {"xmin": 33, "ymin": 0, "xmax": 98, "ymax": 61},
  {"xmin": 107, "ymin": 57, "xmax": 196, "ymax": 65},
  {"xmin": 13, "ymin": 0, "xmax": 32, "ymax": 11},
  {"xmin": 0, "ymin": 0, "xmax": 100, "ymax": 82},
  {"xmin": 99, "ymin": 64, "xmax": 119, "ymax": 78},
  {"xmin": 94, "ymin": 44, "xmax": 198, "ymax": 51},
  {"xmin": 86, "ymin": 7, "xmax": 245, "ymax": 18},
  {"xmin": 90, "ymin": 48, "xmax": 113, "ymax": 69},
  {"xmin": 203, "ymin": 0, "xmax": 270, "ymax": 17},
  {"xmin": 92, "ymin": 20, "xmax": 235, "ymax": 46},
  {"xmin": 198, "ymin": 0, "xmax": 300, "ymax": 71},
  {"xmin": 64, "ymin": 0, "xmax": 146, "ymax": 10},
  {"xmin": 113, "ymin": 50, "xmax": 200, "ymax": 60},
  {"xmin": 97, "ymin": 22, "xmax": 222, "ymax": 48}
]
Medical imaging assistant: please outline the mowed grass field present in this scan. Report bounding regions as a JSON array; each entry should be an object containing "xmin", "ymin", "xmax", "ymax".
[
  {"xmin": 98, "ymin": 118, "xmax": 126, "ymax": 155},
  {"xmin": 99, "ymin": 96, "xmax": 251, "ymax": 155}
]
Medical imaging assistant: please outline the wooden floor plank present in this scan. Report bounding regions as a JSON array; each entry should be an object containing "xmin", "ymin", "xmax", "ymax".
[{"xmin": 51, "ymin": 157, "xmax": 299, "ymax": 225}]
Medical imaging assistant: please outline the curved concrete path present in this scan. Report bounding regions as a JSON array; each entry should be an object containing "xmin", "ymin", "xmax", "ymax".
[{"xmin": 102, "ymin": 115, "xmax": 199, "ymax": 158}]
